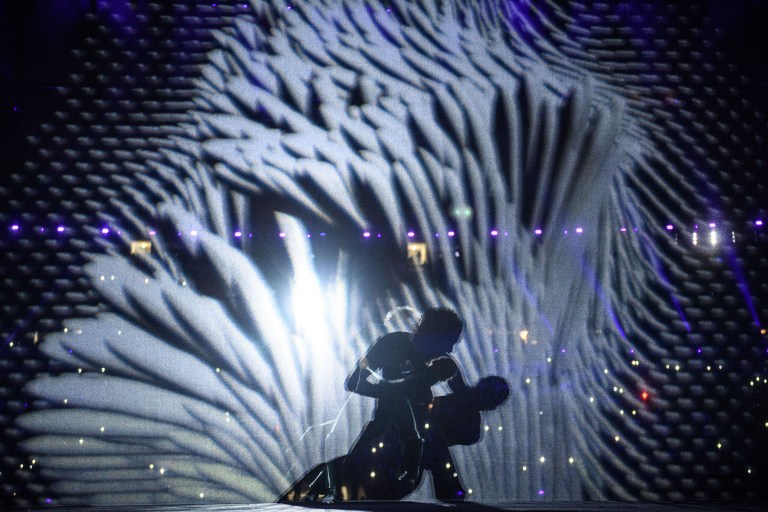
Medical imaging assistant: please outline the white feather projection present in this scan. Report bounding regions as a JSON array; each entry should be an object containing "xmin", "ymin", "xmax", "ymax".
[{"xmin": 18, "ymin": 0, "xmax": 680, "ymax": 504}]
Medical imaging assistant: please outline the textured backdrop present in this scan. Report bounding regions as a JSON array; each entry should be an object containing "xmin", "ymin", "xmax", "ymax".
[{"xmin": 1, "ymin": 0, "xmax": 767, "ymax": 507}]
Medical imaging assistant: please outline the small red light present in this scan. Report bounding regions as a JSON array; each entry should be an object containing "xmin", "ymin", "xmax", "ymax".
[{"xmin": 641, "ymin": 391, "xmax": 649, "ymax": 400}]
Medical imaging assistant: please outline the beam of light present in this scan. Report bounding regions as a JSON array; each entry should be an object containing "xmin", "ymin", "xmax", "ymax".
[
  {"xmin": 281, "ymin": 214, "xmax": 341, "ymax": 387},
  {"xmin": 724, "ymin": 247, "xmax": 761, "ymax": 328},
  {"xmin": 642, "ymin": 235, "xmax": 691, "ymax": 333}
]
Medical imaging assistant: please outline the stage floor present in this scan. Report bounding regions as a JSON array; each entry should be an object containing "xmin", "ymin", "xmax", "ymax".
[{"xmin": 21, "ymin": 501, "xmax": 768, "ymax": 512}]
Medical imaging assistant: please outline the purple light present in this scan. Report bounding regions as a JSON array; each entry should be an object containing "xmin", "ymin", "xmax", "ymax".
[
  {"xmin": 697, "ymin": 348, "xmax": 702, "ymax": 354},
  {"xmin": 57, "ymin": 226, "xmax": 65, "ymax": 232},
  {"xmin": 363, "ymin": 231, "xmax": 371, "ymax": 238},
  {"xmin": 101, "ymin": 227, "xmax": 110, "ymax": 234},
  {"xmin": 620, "ymin": 227, "xmax": 627, "ymax": 232},
  {"xmin": 320, "ymin": 232, "xmax": 326, "ymax": 237},
  {"xmin": 490, "ymin": 230, "xmax": 498, "ymax": 237},
  {"xmin": 45, "ymin": 498, "xmax": 52, "ymax": 504},
  {"xmin": 756, "ymin": 220, "xmax": 763, "ymax": 227},
  {"xmin": 39, "ymin": 227, "xmax": 46, "ymax": 233},
  {"xmin": 190, "ymin": 230, "xmax": 198, "ymax": 237},
  {"xmin": 307, "ymin": 233, "xmax": 311, "ymax": 238},
  {"xmin": 575, "ymin": 227, "xmax": 583, "ymax": 234},
  {"xmin": 538, "ymin": 490, "xmax": 545, "ymax": 496},
  {"xmin": 708, "ymin": 222, "xmax": 716, "ymax": 228},
  {"xmin": 234, "ymin": 231, "xmax": 242, "ymax": 238},
  {"xmin": 666, "ymin": 224, "xmax": 673, "ymax": 230},
  {"xmin": 11, "ymin": 224, "xmax": 19, "ymax": 231},
  {"xmin": 435, "ymin": 232, "xmax": 440, "ymax": 237},
  {"xmin": 534, "ymin": 228, "xmax": 542, "ymax": 235},
  {"xmin": 407, "ymin": 231, "xmax": 415, "ymax": 238},
  {"xmin": 447, "ymin": 230, "xmax": 455, "ymax": 237},
  {"xmin": 377, "ymin": 233, "xmax": 382, "ymax": 238},
  {"xmin": 279, "ymin": 232, "xmax": 286, "ymax": 238}
]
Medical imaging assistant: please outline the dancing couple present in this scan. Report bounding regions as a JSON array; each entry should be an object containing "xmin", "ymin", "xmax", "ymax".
[{"xmin": 280, "ymin": 307, "xmax": 509, "ymax": 502}]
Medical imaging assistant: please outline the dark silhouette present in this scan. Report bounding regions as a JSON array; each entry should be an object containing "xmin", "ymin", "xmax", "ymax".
[
  {"xmin": 419, "ymin": 376, "xmax": 510, "ymax": 499},
  {"xmin": 341, "ymin": 308, "xmax": 465, "ymax": 496},
  {"xmin": 279, "ymin": 374, "xmax": 510, "ymax": 502},
  {"xmin": 281, "ymin": 307, "xmax": 463, "ymax": 502},
  {"xmin": 279, "ymin": 308, "xmax": 509, "ymax": 503},
  {"xmin": 338, "ymin": 355, "xmax": 461, "ymax": 501}
]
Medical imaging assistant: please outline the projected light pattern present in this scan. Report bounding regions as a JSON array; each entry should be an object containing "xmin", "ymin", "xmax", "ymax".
[
  {"xmin": 21, "ymin": 205, "xmax": 378, "ymax": 505},
  {"xmin": 21, "ymin": 0, "xmax": 650, "ymax": 502},
  {"xmin": 4, "ymin": 0, "xmax": 767, "ymax": 507}
]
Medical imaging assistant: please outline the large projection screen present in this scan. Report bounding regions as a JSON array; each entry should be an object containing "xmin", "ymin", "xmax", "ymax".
[{"xmin": 1, "ymin": 0, "xmax": 767, "ymax": 507}]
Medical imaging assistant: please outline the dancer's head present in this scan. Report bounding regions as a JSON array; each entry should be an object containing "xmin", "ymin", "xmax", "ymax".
[
  {"xmin": 412, "ymin": 307, "xmax": 463, "ymax": 360},
  {"xmin": 384, "ymin": 306, "xmax": 420, "ymax": 333},
  {"xmin": 473, "ymin": 376, "xmax": 510, "ymax": 411}
]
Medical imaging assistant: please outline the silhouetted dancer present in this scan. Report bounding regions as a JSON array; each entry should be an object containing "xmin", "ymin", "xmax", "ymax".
[
  {"xmin": 346, "ymin": 355, "xmax": 458, "ymax": 486},
  {"xmin": 280, "ymin": 307, "xmax": 468, "ymax": 503},
  {"xmin": 284, "ymin": 374, "xmax": 511, "ymax": 503},
  {"xmin": 340, "ymin": 307, "xmax": 466, "ymax": 500},
  {"xmin": 420, "ymin": 375, "xmax": 510, "ymax": 499}
]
